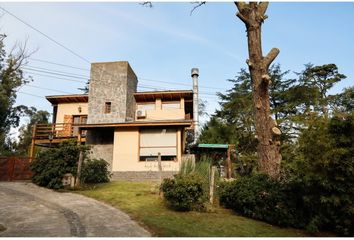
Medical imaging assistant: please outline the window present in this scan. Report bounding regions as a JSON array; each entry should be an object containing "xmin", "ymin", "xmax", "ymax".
[
  {"xmin": 139, "ymin": 128, "xmax": 177, "ymax": 161},
  {"xmin": 162, "ymin": 102, "xmax": 180, "ymax": 109},
  {"xmin": 105, "ymin": 102, "xmax": 112, "ymax": 113},
  {"xmin": 137, "ymin": 103, "xmax": 155, "ymax": 111},
  {"xmin": 72, "ymin": 115, "xmax": 87, "ymax": 136}
]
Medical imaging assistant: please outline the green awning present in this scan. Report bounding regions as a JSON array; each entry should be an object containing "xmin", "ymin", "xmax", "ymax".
[{"xmin": 197, "ymin": 144, "xmax": 229, "ymax": 149}]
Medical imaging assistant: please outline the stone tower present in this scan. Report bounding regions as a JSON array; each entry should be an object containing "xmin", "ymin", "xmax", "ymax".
[
  {"xmin": 86, "ymin": 61, "xmax": 138, "ymax": 169},
  {"xmin": 87, "ymin": 61, "xmax": 138, "ymax": 124}
]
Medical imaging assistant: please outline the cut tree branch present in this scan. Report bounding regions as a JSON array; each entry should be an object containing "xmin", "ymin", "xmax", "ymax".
[
  {"xmin": 235, "ymin": 2, "xmax": 247, "ymax": 12},
  {"xmin": 235, "ymin": 2, "xmax": 250, "ymax": 25},
  {"xmin": 258, "ymin": 2, "xmax": 269, "ymax": 16},
  {"xmin": 236, "ymin": 12, "xmax": 249, "ymax": 25},
  {"xmin": 271, "ymin": 127, "xmax": 281, "ymax": 136},
  {"xmin": 263, "ymin": 48, "xmax": 280, "ymax": 69},
  {"xmin": 262, "ymin": 74, "xmax": 271, "ymax": 85}
]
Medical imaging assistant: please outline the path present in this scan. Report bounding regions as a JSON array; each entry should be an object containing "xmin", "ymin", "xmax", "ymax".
[{"xmin": 0, "ymin": 182, "xmax": 150, "ymax": 237}]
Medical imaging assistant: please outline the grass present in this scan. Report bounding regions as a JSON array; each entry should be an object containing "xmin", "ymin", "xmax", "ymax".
[{"xmin": 75, "ymin": 181, "xmax": 312, "ymax": 237}]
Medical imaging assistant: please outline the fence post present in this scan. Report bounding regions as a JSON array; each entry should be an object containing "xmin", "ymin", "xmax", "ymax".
[
  {"xmin": 29, "ymin": 124, "xmax": 37, "ymax": 160},
  {"xmin": 75, "ymin": 149, "xmax": 84, "ymax": 188},
  {"xmin": 227, "ymin": 146, "xmax": 232, "ymax": 179},
  {"xmin": 157, "ymin": 152, "xmax": 162, "ymax": 184},
  {"xmin": 209, "ymin": 166, "xmax": 216, "ymax": 204}
]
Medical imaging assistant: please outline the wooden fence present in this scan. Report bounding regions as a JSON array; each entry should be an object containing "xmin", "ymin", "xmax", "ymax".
[{"xmin": 0, "ymin": 157, "xmax": 33, "ymax": 181}]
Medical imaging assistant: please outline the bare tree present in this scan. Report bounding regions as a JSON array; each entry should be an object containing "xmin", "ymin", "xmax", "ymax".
[{"xmin": 235, "ymin": 2, "xmax": 282, "ymax": 178}]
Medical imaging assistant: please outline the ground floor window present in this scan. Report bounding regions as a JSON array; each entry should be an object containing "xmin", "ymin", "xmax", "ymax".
[{"xmin": 139, "ymin": 128, "xmax": 177, "ymax": 161}]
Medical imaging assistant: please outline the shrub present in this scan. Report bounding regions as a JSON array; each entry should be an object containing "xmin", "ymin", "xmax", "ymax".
[
  {"xmin": 218, "ymin": 114, "xmax": 354, "ymax": 236},
  {"xmin": 81, "ymin": 158, "xmax": 110, "ymax": 184},
  {"xmin": 218, "ymin": 174, "xmax": 306, "ymax": 228},
  {"xmin": 296, "ymin": 114, "xmax": 354, "ymax": 235},
  {"xmin": 30, "ymin": 140, "xmax": 88, "ymax": 189},
  {"xmin": 161, "ymin": 174, "xmax": 206, "ymax": 211}
]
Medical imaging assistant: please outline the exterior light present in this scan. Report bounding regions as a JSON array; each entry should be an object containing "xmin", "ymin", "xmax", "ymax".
[
  {"xmin": 48, "ymin": 132, "xmax": 54, "ymax": 148},
  {"xmin": 48, "ymin": 132, "xmax": 54, "ymax": 141},
  {"xmin": 78, "ymin": 106, "xmax": 82, "ymax": 113}
]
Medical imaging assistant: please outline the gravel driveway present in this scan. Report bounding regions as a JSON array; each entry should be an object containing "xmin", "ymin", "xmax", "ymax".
[{"xmin": 0, "ymin": 182, "xmax": 151, "ymax": 237}]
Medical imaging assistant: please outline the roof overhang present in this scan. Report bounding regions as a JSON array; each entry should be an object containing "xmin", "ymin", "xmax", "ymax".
[
  {"xmin": 46, "ymin": 94, "xmax": 88, "ymax": 104},
  {"xmin": 134, "ymin": 90, "xmax": 193, "ymax": 102},
  {"xmin": 78, "ymin": 120, "xmax": 193, "ymax": 129}
]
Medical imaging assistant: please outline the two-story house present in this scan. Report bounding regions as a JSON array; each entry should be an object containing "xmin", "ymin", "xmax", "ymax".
[{"xmin": 30, "ymin": 61, "xmax": 198, "ymax": 180}]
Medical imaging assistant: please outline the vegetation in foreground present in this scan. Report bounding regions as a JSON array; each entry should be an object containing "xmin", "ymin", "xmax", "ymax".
[
  {"xmin": 76, "ymin": 181, "xmax": 312, "ymax": 237},
  {"xmin": 199, "ymin": 62, "xmax": 353, "ymax": 236},
  {"xmin": 30, "ymin": 140, "xmax": 110, "ymax": 189}
]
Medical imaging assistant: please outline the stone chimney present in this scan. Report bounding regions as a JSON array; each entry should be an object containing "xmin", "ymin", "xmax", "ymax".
[{"xmin": 87, "ymin": 61, "xmax": 138, "ymax": 124}]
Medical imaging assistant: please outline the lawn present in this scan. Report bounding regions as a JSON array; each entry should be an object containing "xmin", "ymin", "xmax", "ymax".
[{"xmin": 76, "ymin": 181, "xmax": 309, "ymax": 237}]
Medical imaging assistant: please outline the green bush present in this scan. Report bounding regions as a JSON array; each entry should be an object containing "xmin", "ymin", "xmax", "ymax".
[
  {"xmin": 218, "ymin": 114, "xmax": 354, "ymax": 236},
  {"xmin": 30, "ymin": 140, "xmax": 88, "ymax": 189},
  {"xmin": 218, "ymin": 174, "xmax": 304, "ymax": 228},
  {"xmin": 81, "ymin": 158, "xmax": 110, "ymax": 184},
  {"xmin": 161, "ymin": 174, "xmax": 206, "ymax": 211},
  {"xmin": 296, "ymin": 114, "xmax": 354, "ymax": 235}
]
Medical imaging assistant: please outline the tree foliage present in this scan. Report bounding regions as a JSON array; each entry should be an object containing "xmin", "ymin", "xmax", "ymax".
[
  {"xmin": 200, "ymin": 63, "xmax": 349, "ymax": 166},
  {"xmin": 297, "ymin": 63, "xmax": 346, "ymax": 115},
  {"xmin": 16, "ymin": 107, "xmax": 50, "ymax": 156},
  {"xmin": 219, "ymin": 112, "xmax": 353, "ymax": 235},
  {"xmin": 0, "ymin": 34, "xmax": 32, "ymax": 155}
]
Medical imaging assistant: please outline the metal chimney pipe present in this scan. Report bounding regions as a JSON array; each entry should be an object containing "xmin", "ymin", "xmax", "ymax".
[{"xmin": 191, "ymin": 68, "xmax": 199, "ymax": 144}]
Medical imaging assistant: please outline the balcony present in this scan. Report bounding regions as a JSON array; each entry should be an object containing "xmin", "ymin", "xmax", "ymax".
[{"xmin": 32, "ymin": 123, "xmax": 86, "ymax": 145}]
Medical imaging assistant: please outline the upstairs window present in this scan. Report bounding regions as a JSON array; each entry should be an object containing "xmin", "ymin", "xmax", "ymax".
[
  {"xmin": 105, "ymin": 102, "xmax": 112, "ymax": 113},
  {"xmin": 137, "ymin": 103, "xmax": 155, "ymax": 111},
  {"xmin": 162, "ymin": 102, "xmax": 180, "ymax": 109}
]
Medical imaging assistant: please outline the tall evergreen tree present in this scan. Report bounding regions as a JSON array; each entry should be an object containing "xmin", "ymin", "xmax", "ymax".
[{"xmin": 297, "ymin": 63, "xmax": 346, "ymax": 116}]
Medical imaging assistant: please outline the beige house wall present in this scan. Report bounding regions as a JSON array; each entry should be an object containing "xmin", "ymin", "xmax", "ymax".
[
  {"xmin": 136, "ymin": 98, "xmax": 185, "ymax": 121},
  {"xmin": 56, "ymin": 102, "xmax": 88, "ymax": 123},
  {"xmin": 112, "ymin": 127, "xmax": 182, "ymax": 172}
]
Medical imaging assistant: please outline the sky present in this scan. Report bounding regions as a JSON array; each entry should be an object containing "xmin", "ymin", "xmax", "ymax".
[{"xmin": 1, "ymin": 1, "xmax": 354, "ymax": 138}]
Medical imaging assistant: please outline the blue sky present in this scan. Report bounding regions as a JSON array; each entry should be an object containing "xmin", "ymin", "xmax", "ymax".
[{"xmin": 1, "ymin": 2, "xmax": 353, "ymax": 136}]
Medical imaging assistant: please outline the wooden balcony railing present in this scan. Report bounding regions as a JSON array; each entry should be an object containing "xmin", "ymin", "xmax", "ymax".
[{"xmin": 33, "ymin": 123, "xmax": 86, "ymax": 141}]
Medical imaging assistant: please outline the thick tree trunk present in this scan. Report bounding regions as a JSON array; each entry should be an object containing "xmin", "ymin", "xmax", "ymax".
[{"xmin": 235, "ymin": 2, "xmax": 282, "ymax": 178}]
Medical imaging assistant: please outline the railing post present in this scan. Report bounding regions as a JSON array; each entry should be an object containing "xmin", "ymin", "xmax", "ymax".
[{"xmin": 51, "ymin": 124, "xmax": 55, "ymax": 138}]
